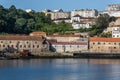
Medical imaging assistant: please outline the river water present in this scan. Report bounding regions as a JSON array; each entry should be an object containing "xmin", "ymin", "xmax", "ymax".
[{"xmin": 0, "ymin": 59, "xmax": 120, "ymax": 80}]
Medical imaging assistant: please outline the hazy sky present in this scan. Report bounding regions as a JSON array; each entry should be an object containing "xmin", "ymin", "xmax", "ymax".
[{"xmin": 0, "ymin": 0, "xmax": 120, "ymax": 11}]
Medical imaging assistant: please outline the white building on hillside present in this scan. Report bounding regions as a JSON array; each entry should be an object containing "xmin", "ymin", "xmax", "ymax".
[
  {"xmin": 71, "ymin": 9, "xmax": 98, "ymax": 18},
  {"xmin": 71, "ymin": 14, "xmax": 82, "ymax": 22},
  {"xmin": 105, "ymin": 4, "xmax": 120, "ymax": 11},
  {"xmin": 112, "ymin": 25, "xmax": 120, "ymax": 38},
  {"xmin": 72, "ymin": 22, "xmax": 92, "ymax": 29}
]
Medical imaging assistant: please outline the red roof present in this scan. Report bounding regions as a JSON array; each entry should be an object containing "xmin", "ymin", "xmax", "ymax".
[
  {"xmin": 30, "ymin": 31, "xmax": 46, "ymax": 35},
  {"xmin": 90, "ymin": 37, "xmax": 120, "ymax": 42},
  {"xmin": 112, "ymin": 25, "xmax": 120, "ymax": 27},
  {"xmin": 47, "ymin": 34, "xmax": 80, "ymax": 37},
  {"xmin": 52, "ymin": 42, "xmax": 87, "ymax": 45},
  {"xmin": 0, "ymin": 36, "xmax": 42, "ymax": 41}
]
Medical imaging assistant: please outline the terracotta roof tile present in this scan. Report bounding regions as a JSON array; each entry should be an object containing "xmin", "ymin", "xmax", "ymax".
[
  {"xmin": 30, "ymin": 31, "xmax": 46, "ymax": 35},
  {"xmin": 0, "ymin": 36, "xmax": 42, "ymax": 41},
  {"xmin": 47, "ymin": 34, "xmax": 80, "ymax": 37},
  {"xmin": 90, "ymin": 37, "xmax": 120, "ymax": 42}
]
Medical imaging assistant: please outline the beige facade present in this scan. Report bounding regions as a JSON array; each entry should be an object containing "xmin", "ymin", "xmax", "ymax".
[
  {"xmin": 47, "ymin": 35, "xmax": 81, "ymax": 42},
  {"xmin": 71, "ymin": 9, "xmax": 98, "ymax": 18},
  {"xmin": 42, "ymin": 9, "xmax": 70, "ymax": 20},
  {"xmin": 0, "ymin": 36, "xmax": 49, "ymax": 53},
  {"xmin": 90, "ymin": 37, "xmax": 120, "ymax": 53},
  {"xmin": 51, "ymin": 42, "xmax": 88, "ymax": 53},
  {"xmin": 105, "ymin": 4, "xmax": 120, "ymax": 11}
]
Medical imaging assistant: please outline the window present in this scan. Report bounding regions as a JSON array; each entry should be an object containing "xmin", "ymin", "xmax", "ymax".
[
  {"xmin": 20, "ymin": 45, "xmax": 22, "ymax": 48},
  {"xmin": 98, "ymin": 42, "xmax": 100, "ymax": 45},
  {"xmin": 33, "ymin": 45, "xmax": 35, "ymax": 48},
  {"xmin": 1, "ymin": 41, "xmax": 3, "ymax": 43},
  {"xmin": 24, "ymin": 45, "xmax": 26, "ymax": 48},
  {"xmin": 9, "ymin": 41, "xmax": 11, "ymax": 43},
  {"xmin": 28, "ymin": 45, "xmax": 30, "ymax": 48},
  {"xmin": 11, "ymin": 45, "xmax": 13, "ymax": 48},
  {"xmin": 35, "ymin": 42, "xmax": 37, "ymax": 44},
  {"xmin": 26, "ymin": 41, "xmax": 29, "ymax": 44},
  {"xmin": 77, "ymin": 45, "xmax": 79, "ymax": 48},
  {"xmin": 3, "ymin": 45, "xmax": 5, "ymax": 47},
  {"xmin": 114, "ymin": 47, "xmax": 116, "ymax": 49},
  {"xmin": 114, "ymin": 43, "xmax": 116, "ymax": 45},
  {"xmin": 93, "ymin": 42, "xmax": 95, "ymax": 45},
  {"xmin": 37, "ymin": 45, "xmax": 39, "ymax": 48}
]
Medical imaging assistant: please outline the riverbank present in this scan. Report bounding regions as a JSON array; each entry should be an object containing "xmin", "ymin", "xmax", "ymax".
[
  {"xmin": 1, "ymin": 52, "xmax": 120, "ymax": 60},
  {"xmin": 73, "ymin": 53, "xmax": 120, "ymax": 59},
  {"xmin": 0, "ymin": 52, "xmax": 74, "ymax": 60}
]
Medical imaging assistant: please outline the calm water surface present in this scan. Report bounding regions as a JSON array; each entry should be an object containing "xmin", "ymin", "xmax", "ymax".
[{"xmin": 0, "ymin": 59, "xmax": 120, "ymax": 80}]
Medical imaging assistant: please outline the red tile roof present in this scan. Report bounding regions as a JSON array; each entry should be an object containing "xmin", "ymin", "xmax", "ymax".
[
  {"xmin": 112, "ymin": 25, "xmax": 120, "ymax": 27},
  {"xmin": 0, "ymin": 36, "xmax": 42, "ymax": 41},
  {"xmin": 47, "ymin": 34, "xmax": 80, "ymax": 37},
  {"xmin": 30, "ymin": 31, "xmax": 46, "ymax": 35},
  {"xmin": 90, "ymin": 37, "xmax": 120, "ymax": 42}
]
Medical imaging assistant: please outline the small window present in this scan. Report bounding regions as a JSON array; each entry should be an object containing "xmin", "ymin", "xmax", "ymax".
[
  {"xmin": 37, "ymin": 45, "xmax": 39, "ymax": 48},
  {"xmin": 114, "ymin": 47, "xmax": 116, "ymax": 49},
  {"xmin": 35, "ymin": 42, "xmax": 37, "ymax": 44},
  {"xmin": 77, "ymin": 45, "xmax": 79, "ymax": 48},
  {"xmin": 98, "ymin": 42, "xmax": 100, "ymax": 45},
  {"xmin": 26, "ymin": 42, "xmax": 29, "ymax": 44},
  {"xmin": 24, "ymin": 45, "xmax": 26, "ymax": 48},
  {"xmin": 93, "ymin": 42, "xmax": 95, "ymax": 45},
  {"xmin": 1, "ymin": 41, "xmax": 3, "ymax": 43},
  {"xmin": 28, "ymin": 45, "xmax": 30, "ymax": 48},
  {"xmin": 9, "ymin": 41, "xmax": 11, "ymax": 43},
  {"xmin": 114, "ymin": 43, "xmax": 116, "ymax": 45},
  {"xmin": 11, "ymin": 45, "xmax": 13, "ymax": 48},
  {"xmin": 3, "ymin": 45, "xmax": 5, "ymax": 47},
  {"xmin": 33, "ymin": 45, "xmax": 35, "ymax": 48},
  {"xmin": 20, "ymin": 45, "xmax": 22, "ymax": 48}
]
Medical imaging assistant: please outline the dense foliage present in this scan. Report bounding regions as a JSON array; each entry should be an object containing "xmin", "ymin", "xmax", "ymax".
[
  {"xmin": 0, "ymin": 5, "xmax": 72, "ymax": 35},
  {"xmin": 0, "ymin": 5, "xmax": 115, "ymax": 36}
]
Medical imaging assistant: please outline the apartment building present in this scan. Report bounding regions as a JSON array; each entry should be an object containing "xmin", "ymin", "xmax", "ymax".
[
  {"xmin": 42, "ymin": 9, "xmax": 70, "ymax": 20},
  {"xmin": 71, "ymin": 9, "xmax": 98, "ymax": 18},
  {"xmin": 112, "ymin": 25, "xmax": 120, "ymax": 38},
  {"xmin": 105, "ymin": 4, "xmax": 120, "ymax": 11}
]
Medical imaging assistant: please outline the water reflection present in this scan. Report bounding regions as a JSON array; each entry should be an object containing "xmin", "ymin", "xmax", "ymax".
[{"xmin": 0, "ymin": 59, "xmax": 120, "ymax": 80}]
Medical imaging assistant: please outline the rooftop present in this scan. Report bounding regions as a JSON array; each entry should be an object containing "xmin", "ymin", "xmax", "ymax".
[
  {"xmin": 30, "ymin": 31, "xmax": 46, "ymax": 35},
  {"xmin": 0, "ymin": 36, "xmax": 42, "ymax": 41},
  {"xmin": 47, "ymin": 34, "xmax": 80, "ymax": 37},
  {"xmin": 90, "ymin": 37, "xmax": 120, "ymax": 42}
]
